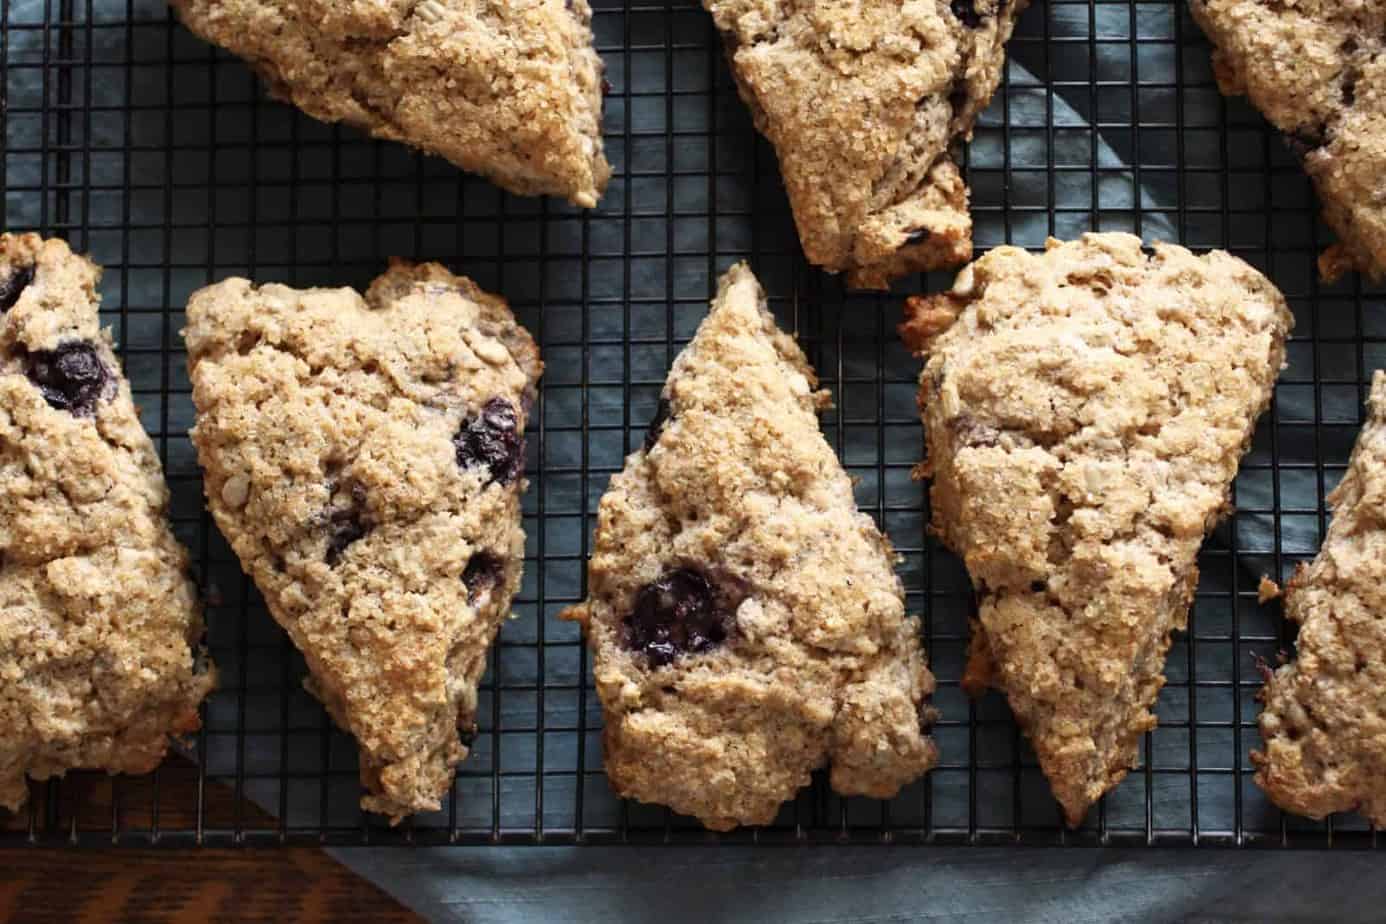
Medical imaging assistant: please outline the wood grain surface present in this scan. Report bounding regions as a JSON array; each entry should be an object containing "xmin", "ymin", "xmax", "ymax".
[{"xmin": 0, "ymin": 848, "xmax": 420, "ymax": 924}]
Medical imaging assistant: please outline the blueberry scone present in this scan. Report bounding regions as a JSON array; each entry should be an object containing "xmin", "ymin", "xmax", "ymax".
[
  {"xmin": 0, "ymin": 233, "xmax": 214, "ymax": 812},
  {"xmin": 900, "ymin": 233, "xmax": 1291, "ymax": 826},
  {"xmin": 171, "ymin": 0, "xmax": 610, "ymax": 208},
  {"xmin": 1254, "ymin": 371, "xmax": 1386, "ymax": 826},
  {"xmin": 704, "ymin": 0, "xmax": 1027, "ymax": 289},
  {"xmin": 1190, "ymin": 1, "xmax": 1386, "ymax": 281},
  {"xmin": 564, "ymin": 263, "xmax": 937, "ymax": 830},
  {"xmin": 185, "ymin": 261, "xmax": 541, "ymax": 821}
]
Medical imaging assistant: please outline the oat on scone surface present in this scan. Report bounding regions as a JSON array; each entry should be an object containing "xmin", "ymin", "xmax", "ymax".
[
  {"xmin": 704, "ymin": 0, "xmax": 1027, "ymax": 289},
  {"xmin": 900, "ymin": 233, "xmax": 1292, "ymax": 826},
  {"xmin": 563, "ymin": 263, "xmax": 937, "ymax": 830},
  {"xmin": 0, "ymin": 233, "xmax": 214, "ymax": 813},
  {"xmin": 1190, "ymin": 0, "xmax": 1386, "ymax": 281},
  {"xmin": 1254, "ymin": 370, "xmax": 1386, "ymax": 826},
  {"xmin": 171, "ymin": 0, "xmax": 610, "ymax": 208},
  {"xmin": 185, "ymin": 260, "xmax": 542, "ymax": 822}
]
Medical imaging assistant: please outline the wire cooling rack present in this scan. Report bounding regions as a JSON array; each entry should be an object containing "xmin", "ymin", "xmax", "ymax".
[{"xmin": 2, "ymin": 0, "xmax": 1383, "ymax": 848}]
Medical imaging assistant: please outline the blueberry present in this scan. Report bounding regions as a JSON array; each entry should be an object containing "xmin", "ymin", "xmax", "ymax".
[
  {"xmin": 0, "ymin": 265, "xmax": 34, "ymax": 313},
  {"xmin": 623, "ymin": 567, "xmax": 733, "ymax": 667},
  {"xmin": 951, "ymin": 0, "xmax": 983, "ymax": 27},
  {"xmin": 325, "ymin": 512, "xmax": 368, "ymax": 566},
  {"xmin": 462, "ymin": 550, "xmax": 505, "ymax": 604},
  {"xmin": 454, "ymin": 398, "xmax": 524, "ymax": 485},
  {"xmin": 25, "ymin": 341, "xmax": 113, "ymax": 416},
  {"xmin": 903, "ymin": 228, "xmax": 931, "ymax": 246},
  {"xmin": 644, "ymin": 397, "xmax": 672, "ymax": 451}
]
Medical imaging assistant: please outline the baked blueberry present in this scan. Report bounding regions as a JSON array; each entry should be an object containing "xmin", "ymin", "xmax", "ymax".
[
  {"xmin": 462, "ymin": 550, "xmax": 505, "ymax": 604},
  {"xmin": 0, "ymin": 265, "xmax": 34, "ymax": 312},
  {"xmin": 623, "ymin": 567, "xmax": 731, "ymax": 667},
  {"xmin": 25, "ymin": 341, "xmax": 113, "ymax": 416},
  {"xmin": 951, "ymin": 0, "xmax": 983, "ymax": 27},
  {"xmin": 454, "ymin": 398, "xmax": 524, "ymax": 485}
]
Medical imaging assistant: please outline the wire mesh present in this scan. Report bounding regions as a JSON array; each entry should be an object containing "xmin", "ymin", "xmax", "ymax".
[{"xmin": 1, "ymin": 0, "xmax": 1380, "ymax": 848}]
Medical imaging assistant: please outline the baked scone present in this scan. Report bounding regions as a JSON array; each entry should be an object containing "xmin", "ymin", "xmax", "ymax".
[
  {"xmin": 185, "ymin": 261, "xmax": 542, "ymax": 821},
  {"xmin": 704, "ymin": 0, "xmax": 1027, "ymax": 289},
  {"xmin": 563, "ymin": 263, "xmax": 937, "ymax": 830},
  {"xmin": 900, "ymin": 233, "xmax": 1292, "ymax": 826},
  {"xmin": 1254, "ymin": 370, "xmax": 1386, "ymax": 826},
  {"xmin": 1190, "ymin": 1, "xmax": 1386, "ymax": 281},
  {"xmin": 171, "ymin": 0, "xmax": 610, "ymax": 208},
  {"xmin": 0, "ymin": 233, "xmax": 214, "ymax": 813}
]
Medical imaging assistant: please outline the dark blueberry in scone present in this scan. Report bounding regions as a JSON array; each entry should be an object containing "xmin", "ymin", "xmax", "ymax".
[
  {"xmin": 462, "ymin": 550, "xmax": 505, "ymax": 604},
  {"xmin": 0, "ymin": 264, "xmax": 34, "ymax": 312},
  {"xmin": 454, "ymin": 397, "xmax": 524, "ymax": 485},
  {"xmin": 623, "ymin": 567, "xmax": 731, "ymax": 667},
  {"xmin": 643, "ymin": 397, "xmax": 672, "ymax": 451},
  {"xmin": 950, "ymin": 0, "xmax": 983, "ymax": 28},
  {"xmin": 25, "ymin": 340, "xmax": 114, "ymax": 416}
]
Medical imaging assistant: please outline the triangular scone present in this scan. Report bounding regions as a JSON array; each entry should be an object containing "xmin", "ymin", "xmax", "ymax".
[
  {"xmin": 1255, "ymin": 371, "xmax": 1386, "ymax": 825},
  {"xmin": 171, "ymin": 0, "xmax": 610, "ymax": 208},
  {"xmin": 0, "ymin": 234, "xmax": 214, "ymax": 812},
  {"xmin": 185, "ymin": 261, "xmax": 542, "ymax": 821},
  {"xmin": 900, "ymin": 233, "xmax": 1291, "ymax": 826},
  {"xmin": 564, "ymin": 263, "xmax": 937, "ymax": 830},
  {"xmin": 1190, "ymin": 2, "xmax": 1386, "ymax": 280},
  {"xmin": 704, "ymin": 0, "xmax": 1027, "ymax": 289}
]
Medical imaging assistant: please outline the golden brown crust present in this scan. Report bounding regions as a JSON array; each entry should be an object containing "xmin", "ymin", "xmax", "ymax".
[
  {"xmin": 1254, "ymin": 371, "xmax": 1386, "ymax": 826},
  {"xmin": 185, "ymin": 261, "xmax": 541, "ymax": 822},
  {"xmin": 171, "ymin": 0, "xmax": 610, "ymax": 207},
  {"xmin": 567, "ymin": 263, "xmax": 937, "ymax": 829},
  {"xmin": 909, "ymin": 233, "xmax": 1292, "ymax": 825},
  {"xmin": 1190, "ymin": 0, "xmax": 1386, "ymax": 280},
  {"xmin": 706, "ymin": 0, "xmax": 1027, "ymax": 288},
  {"xmin": 0, "ymin": 234, "xmax": 214, "ymax": 812}
]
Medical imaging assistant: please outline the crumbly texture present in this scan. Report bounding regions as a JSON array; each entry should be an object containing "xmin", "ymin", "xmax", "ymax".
[
  {"xmin": 185, "ymin": 261, "xmax": 542, "ymax": 822},
  {"xmin": 901, "ymin": 233, "xmax": 1291, "ymax": 826},
  {"xmin": 171, "ymin": 0, "xmax": 611, "ymax": 208},
  {"xmin": 564, "ymin": 263, "xmax": 937, "ymax": 830},
  {"xmin": 1254, "ymin": 371, "xmax": 1386, "ymax": 826},
  {"xmin": 1190, "ymin": 0, "xmax": 1386, "ymax": 281},
  {"xmin": 0, "ymin": 234, "xmax": 213, "ymax": 813},
  {"xmin": 705, "ymin": 0, "xmax": 1027, "ymax": 289}
]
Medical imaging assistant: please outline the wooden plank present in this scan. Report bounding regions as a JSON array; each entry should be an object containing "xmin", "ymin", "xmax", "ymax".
[{"xmin": 0, "ymin": 848, "xmax": 420, "ymax": 924}]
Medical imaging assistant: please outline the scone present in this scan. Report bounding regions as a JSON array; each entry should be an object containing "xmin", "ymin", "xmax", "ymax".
[
  {"xmin": 900, "ymin": 233, "xmax": 1292, "ymax": 826},
  {"xmin": 563, "ymin": 263, "xmax": 937, "ymax": 830},
  {"xmin": 704, "ymin": 0, "xmax": 1027, "ymax": 289},
  {"xmin": 171, "ymin": 0, "xmax": 610, "ymax": 208},
  {"xmin": 0, "ymin": 233, "xmax": 214, "ymax": 813},
  {"xmin": 185, "ymin": 261, "xmax": 542, "ymax": 821},
  {"xmin": 1190, "ymin": 1, "xmax": 1386, "ymax": 280},
  {"xmin": 1254, "ymin": 371, "xmax": 1386, "ymax": 826}
]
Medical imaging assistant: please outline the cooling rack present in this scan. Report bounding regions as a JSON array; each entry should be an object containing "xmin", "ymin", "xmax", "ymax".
[{"xmin": 2, "ymin": 0, "xmax": 1382, "ymax": 848}]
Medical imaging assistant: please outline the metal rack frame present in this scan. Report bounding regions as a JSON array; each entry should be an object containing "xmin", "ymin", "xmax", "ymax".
[{"xmin": 2, "ymin": 0, "xmax": 1381, "ymax": 848}]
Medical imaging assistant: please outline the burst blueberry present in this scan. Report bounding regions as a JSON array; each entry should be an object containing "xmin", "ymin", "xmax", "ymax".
[
  {"xmin": 623, "ymin": 567, "xmax": 731, "ymax": 667},
  {"xmin": 26, "ymin": 341, "xmax": 113, "ymax": 416},
  {"xmin": 454, "ymin": 398, "xmax": 524, "ymax": 485}
]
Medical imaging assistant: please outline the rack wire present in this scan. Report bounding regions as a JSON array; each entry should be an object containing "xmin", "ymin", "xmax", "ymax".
[{"xmin": 2, "ymin": 0, "xmax": 1381, "ymax": 848}]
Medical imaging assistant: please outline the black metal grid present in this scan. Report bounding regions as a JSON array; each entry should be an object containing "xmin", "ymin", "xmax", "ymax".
[{"xmin": 2, "ymin": 0, "xmax": 1381, "ymax": 848}]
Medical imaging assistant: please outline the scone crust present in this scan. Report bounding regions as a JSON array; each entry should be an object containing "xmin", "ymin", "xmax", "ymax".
[
  {"xmin": 902, "ymin": 233, "xmax": 1291, "ymax": 825},
  {"xmin": 1254, "ymin": 371, "xmax": 1386, "ymax": 826},
  {"xmin": 0, "ymin": 233, "xmax": 214, "ymax": 812},
  {"xmin": 185, "ymin": 261, "xmax": 541, "ymax": 822},
  {"xmin": 566, "ymin": 263, "xmax": 937, "ymax": 830},
  {"xmin": 1190, "ymin": 0, "xmax": 1386, "ymax": 280},
  {"xmin": 171, "ymin": 0, "xmax": 611, "ymax": 207},
  {"xmin": 706, "ymin": 0, "xmax": 1028, "ymax": 288}
]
